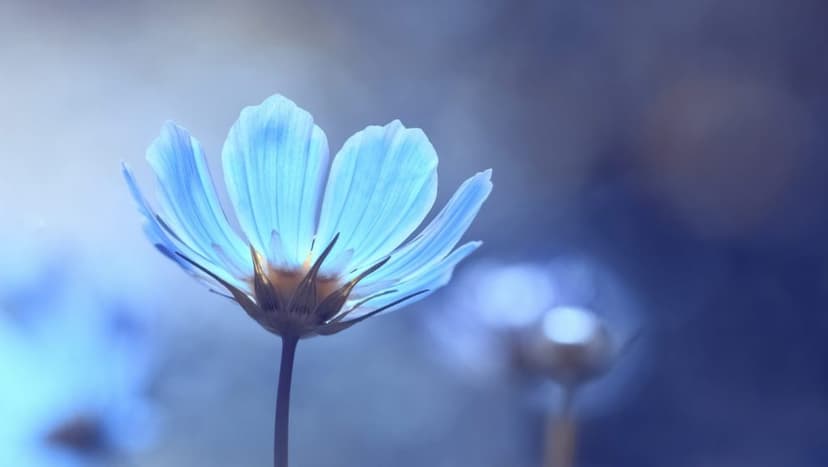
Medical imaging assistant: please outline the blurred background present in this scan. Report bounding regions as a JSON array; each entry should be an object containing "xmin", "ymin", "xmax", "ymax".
[{"xmin": 2, "ymin": 0, "xmax": 828, "ymax": 466}]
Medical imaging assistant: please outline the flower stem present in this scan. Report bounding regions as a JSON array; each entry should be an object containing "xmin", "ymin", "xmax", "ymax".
[
  {"xmin": 544, "ymin": 386, "xmax": 577, "ymax": 467},
  {"xmin": 274, "ymin": 336, "xmax": 299, "ymax": 467}
]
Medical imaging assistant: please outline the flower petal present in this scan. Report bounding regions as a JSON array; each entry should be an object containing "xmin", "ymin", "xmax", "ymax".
[
  {"xmin": 357, "ymin": 169, "xmax": 491, "ymax": 287},
  {"xmin": 349, "ymin": 241, "xmax": 481, "ymax": 317},
  {"xmin": 146, "ymin": 122, "xmax": 250, "ymax": 274},
  {"xmin": 123, "ymin": 163, "xmax": 186, "ymax": 265},
  {"xmin": 315, "ymin": 120, "xmax": 438, "ymax": 274},
  {"xmin": 222, "ymin": 95, "xmax": 329, "ymax": 268},
  {"xmin": 122, "ymin": 163, "xmax": 248, "ymax": 290}
]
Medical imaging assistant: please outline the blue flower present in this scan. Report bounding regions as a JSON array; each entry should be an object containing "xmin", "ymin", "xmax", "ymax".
[{"xmin": 124, "ymin": 94, "xmax": 491, "ymax": 338}]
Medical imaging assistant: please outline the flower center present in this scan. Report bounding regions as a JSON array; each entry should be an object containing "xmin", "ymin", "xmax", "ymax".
[
  {"xmin": 243, "ymin": 233, "xmax": 391, "ymax": 337},
  {"xmin": 248, "ymin": 262, "xmax": 342, "ymax": 314},
  {"xmin": 175, "ymin": 233, "xmax": 391, "ymax": 337}
]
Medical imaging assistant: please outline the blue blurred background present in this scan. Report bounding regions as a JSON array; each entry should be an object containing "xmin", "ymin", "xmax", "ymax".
[{"xmin": 2, "ymin": 0, "xmax": 828, "ymax": 466}]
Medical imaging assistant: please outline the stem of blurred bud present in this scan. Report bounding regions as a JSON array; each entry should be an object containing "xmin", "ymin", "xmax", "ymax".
[
  {"xmin": 274, "ymin": 336, "xmax": 299, "ymax": 467},
  {"xmin": 544, "ymin": 386, "xmax": 577, "ymax": 467}
]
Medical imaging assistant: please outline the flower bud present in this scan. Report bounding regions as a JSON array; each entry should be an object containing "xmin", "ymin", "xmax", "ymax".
[{"xmin": 525, "ymin": 306, "xmax": 616, "ymax": 387}]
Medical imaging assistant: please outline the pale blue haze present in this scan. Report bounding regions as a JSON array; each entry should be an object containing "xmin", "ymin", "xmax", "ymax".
[{"xmin": 0, "ymin": 246, "xmax": 156, "ymax": 467}]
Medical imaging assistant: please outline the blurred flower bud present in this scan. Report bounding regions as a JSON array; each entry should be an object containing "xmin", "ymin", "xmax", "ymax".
[
  {"xmin": 524, "ymin": 306, "xmax": 615, "ymax": 388},
  {"xmin": 425, "ymin": 255, "xmax": 646, "ymax": 418}
]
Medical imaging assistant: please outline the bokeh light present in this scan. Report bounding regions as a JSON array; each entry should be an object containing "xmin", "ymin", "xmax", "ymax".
[{"xmin": 542, "ymin": 307, "xmax": 600, "ymax": 345}]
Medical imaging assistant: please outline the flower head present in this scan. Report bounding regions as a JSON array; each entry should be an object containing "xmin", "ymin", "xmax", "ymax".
[
  {"xmin": 124, "ymin": 94, "xmax": 491, "ymax": 338},
  {"xmin": 426, "ymin": 255, "xmax": 647, "ymax": 424},
  {"xmin": 528, "ymin": 306, "xmax": 616, "ymax": 387},
  {"xmin": 428, "ymin": 257, "xmax": 639, "ymax": 381}
]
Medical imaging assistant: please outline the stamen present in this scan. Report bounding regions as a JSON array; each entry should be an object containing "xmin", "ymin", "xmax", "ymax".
[{"xmin": 302, "ymin": 238, "xmax": 316, "ymax": 270}]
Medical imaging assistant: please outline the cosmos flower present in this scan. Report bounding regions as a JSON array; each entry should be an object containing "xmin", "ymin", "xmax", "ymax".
[
  {"xmin": 123, "ymin": 94, "xmax": 491, "ymax": 467},
  {"xmin": 123, "ymin": 94, "xmax": 491, "ymax": 339},
  {"xmin": 0, "ymin": 244, "xmax": 156, "ymax": 467}
]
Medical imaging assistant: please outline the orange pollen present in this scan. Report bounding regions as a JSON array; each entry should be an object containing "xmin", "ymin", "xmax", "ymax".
[{"xmin": 260, "ymin": 266, "xmax": 342, "ymax": 304}]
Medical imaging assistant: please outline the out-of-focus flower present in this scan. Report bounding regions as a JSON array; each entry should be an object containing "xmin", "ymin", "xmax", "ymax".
[
  {"xmin": 0, "ymin": 244, "xmax": 156, "ymax": 467},
  {"xmin": 123, "ymin": 93, "xmax": 491, "ymax": 467},
  {"xmin": 526, "ymin": 306, "xmax": 617, "ymax": 388},
  {"xmin": 123, "ymin": 94, "xmax": 491, "ymax": 339},
  {"xmin": 428, "ymin": 256, "xmax": 641, "ymax": 467},
  {"xmin": 427, "ymin": 256, "xmax": 641, "ymax": 409}
]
